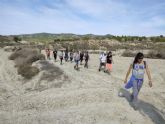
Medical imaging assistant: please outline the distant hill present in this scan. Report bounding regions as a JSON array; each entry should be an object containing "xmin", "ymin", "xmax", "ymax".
[
  {"xmin": 0, "ymin": 33, "xmax": 164, "ymax": 53},
  {"xmin": 0, "ymin": 33, "xmax": 164, "ymax": 44},
  {"xmin": 10, "ymin": 33, "xmax": 114, "ymax": 43}
]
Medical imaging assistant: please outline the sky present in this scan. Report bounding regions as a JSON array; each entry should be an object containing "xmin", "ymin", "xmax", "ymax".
[{"xmin": 0, "ymin": 0, "xmax": 165, "ymax": 36}]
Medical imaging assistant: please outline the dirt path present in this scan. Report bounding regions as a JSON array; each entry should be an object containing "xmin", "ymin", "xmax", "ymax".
[{"xmin": 0, "ymin": 49, "xmax": 165, "ymax": 124}]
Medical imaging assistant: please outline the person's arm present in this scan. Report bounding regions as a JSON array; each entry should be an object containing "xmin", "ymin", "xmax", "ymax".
[
  {"xmin": 124, "ymin": 64, "xmax": 132, "ymax": 84},
  {"xmin": 145, "ymin": 64, "xmax": 152, "ymax": 87}
]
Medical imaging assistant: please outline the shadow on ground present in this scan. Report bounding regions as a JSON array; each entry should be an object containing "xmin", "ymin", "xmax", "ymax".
[{"xmin": 119, "ymin": 88, "xmax": 165, "ymax": 124}]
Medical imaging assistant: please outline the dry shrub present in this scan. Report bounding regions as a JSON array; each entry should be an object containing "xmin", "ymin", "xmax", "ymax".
[
  {"xmin": 146, "ymin": 51, "xmax": 155, "ymax": 58},
  {"xmin": 33, "ymin": 60, "xmax": 70, "ymax": 90},
  {"xmin": 9, "ymin": 50, "xmax": 25, "ymax": 60},
  {"xmin": 39, "ymin": 61, "xmax": 64, "ymax": 81},
  {"xmin": 18, "ymin": 64, "xmax": 39, "ymax": 79},
  {"xmin": 25, "ymin": 54, "xmax": 45, "ymax": 64},
  {"xmin": 122, "ymin": 50, "xmax": 136, "ymax": 57},
  {"xmin": 122, "ymin": 49, "xmax": 165, "ymax": 59},
  {"xmin": 9, "ymin": 48, "xmax": 37, "ymax": 60},
  {"xmin": 9, "ymin": 48, "xmax": 45, "ymax": 63},
  {"xmin": 9, "ymin": 48, "xmax": 45, "ymax": 79},
  {"xmin": 146, "ymin": 50, "xmax": 165, "ymax": 59}
]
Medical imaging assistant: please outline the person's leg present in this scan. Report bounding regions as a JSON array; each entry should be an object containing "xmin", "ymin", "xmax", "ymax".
[
  {"xmin": 54, "ymin": 55, "xmax": 56, "ymax": 61},
  {"xmin": 132, "ymin": 80, "xmax": 138, "ymax": 102},
  {"xmin": 103, "ymin": 63, "xmax": 106, "ymax": 72},
  {"xmin": 80, "ymin": 59, "xmax": 82, "ymax": 65},
  {"xmin": 108, "ymin": 64, "xmax": 112, "ymax": 74},
  {"xmin": 55, "ymin": 56, "xmax": 57, "ymax": 61},
  {"xmin": 105, "ymin": 64, "xmax": 108, "ymax": 73},
  {"xmin": 86, "ymin": 60, "xmax": 88, "ymax": 68},
  {"xmin": 76, "ymin": 61, "xmax": 79, "ymax": 69},
  {"xmin": 74, "ymin": 60, "xmax": 76, "ymax": 69},
  {"xmin": 84, "ymin": 60, "xmax": 87, "ymax": 68},
  {"xmin": 60, "ymin": 58, "xmax": 62, "ymax": 65},
  {"xmin": 48, "ymin": 55, "xmax": 50, "ymax": 60},
  {"xmin": 137, "ymin": 80, "xmax": 143, "ymax": 92},
  {"xmin": 132, "ymin": 80, "xmax": 143, "ymax": 109},
  {"xmin": 99, "ymin": 62, "xmax": 102, "ymax": 71}
]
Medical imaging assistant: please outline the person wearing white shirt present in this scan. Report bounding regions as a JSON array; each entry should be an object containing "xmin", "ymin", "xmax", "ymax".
[{"xmin": 99, "ymin": 51, "xmax": 107, "ymax": 72}]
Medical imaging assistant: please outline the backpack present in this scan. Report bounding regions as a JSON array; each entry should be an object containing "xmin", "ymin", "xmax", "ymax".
[{"xmin": 133, "ymin": 61, "xmax": 146, "ymax": 69}]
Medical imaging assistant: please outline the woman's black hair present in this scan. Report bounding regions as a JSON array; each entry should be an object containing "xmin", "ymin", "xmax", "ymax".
[{"xmin": 133, "ymin": 52, "xmax": 144, "ymax": 68}]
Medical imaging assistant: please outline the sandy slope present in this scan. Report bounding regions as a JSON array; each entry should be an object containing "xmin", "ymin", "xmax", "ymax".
[{"xmin": 0, "ymin": 49, "xmax": 165, "ymax": 124}]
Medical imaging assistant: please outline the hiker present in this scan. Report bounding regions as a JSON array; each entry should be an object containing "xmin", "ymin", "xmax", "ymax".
[
  {"xmin": 70, "ymin": 51, "xmax": 73, "ymax": 62},
  {"xmin": 74, "ymin": 51, "xmax": 80, "ymax": 70},
  {"xmin": 53, "ymin": 50, "xmax": 57, "ymax": 61},
  {"xmin": 105, "ymin": 51, "xmax": 113, "ymax": 74},
  {"xmin": 58, "ymin": 50, "xmax": 63, "ymax": 65},
  {"xmin": 64, "ymin": 49, "xmax": 69, "ymax": 62},
  {"xmin": 98, "ymin": 51, "xmax": 107, "ymax": 72},
  {"xmin": 80, "ymin": 51, "xmax": 84, "ymax": 65},
  {"xmin": 84, "ymin": 51, "xmax": 89, "ymax": 68},
  {"xmin": 123, "ymin": 52, "xmax": 152, "ymax": 108},
  {"xmin": 46, "ymin": 48, "xmax": 50, "ymax": 60}
]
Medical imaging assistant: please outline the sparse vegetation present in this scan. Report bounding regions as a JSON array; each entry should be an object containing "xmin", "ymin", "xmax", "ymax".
[
  {"xmin": 17, "ymin": 65, "xmax": 39, "ymax": 79},
  {"xmin": 122, "ymin": 49, "xmax": 165, "ymax": 59},
  {"xmin": 1, "ymin": 33, "xmax": 165, "ymax": 59},
  {"xmin": 122, "ymin": 50, "xmax": 136, "ymax": 57},
  {"xmin": 145, "ymin": 49, "xmax": 165, "ymax": 59},
  {"xmin": 39, "ymin": 61, "xmax": 65, "ymax": 81},
  {"xmin": 9, "ymin": 48, "xmax": 45, "ymax": 79}
]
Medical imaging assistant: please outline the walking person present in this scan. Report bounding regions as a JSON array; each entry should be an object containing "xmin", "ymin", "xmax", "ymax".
[
  {"xmin": 64, "ymin": 49, "xmax": 69, "ymax": 62},
  {"xmin": 80, "ymin": 51, "xmax": 84, "ymax": 65},
  {"xmin": 84, "ymin": 51, "xmax": 89, "ymax": 68},
  {"xmin": 105, "ymin": 51, "xmax": 113, "ymax": 74},
  {"xmin": 123, "ymin": 52, "xmax": 152, "ymax": 109},
  {"xmin": 70, "ymin": 51, "xmax": 73, "ymax": 62},
  {"xmin": 53, "ymin": 50, "xmax": 57, "ymax": 61},
  {"xmin": 58, "ymin": 50, "xmax": 64, "ymax": 65},
  {"xmin": 46, "ymin": 48, "xmax": 50, "ymax": 60},
  {"xmin": 74, "ymin": 51, "xmax": 80, "ymax": 70},
  {"xmin": 98, "ymin": 51, "xmax": 107, "ymax": 72}
]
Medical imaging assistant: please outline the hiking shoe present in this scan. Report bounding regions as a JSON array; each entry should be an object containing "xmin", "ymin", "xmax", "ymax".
[{"xmin": 130, "ymin": 94, "xmax": 134, "ymax": 102}]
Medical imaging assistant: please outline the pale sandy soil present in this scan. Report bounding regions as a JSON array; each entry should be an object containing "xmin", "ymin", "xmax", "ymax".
[{"xmin": 0, "ymin": 49, "xmax": 165, "ymax": 124}]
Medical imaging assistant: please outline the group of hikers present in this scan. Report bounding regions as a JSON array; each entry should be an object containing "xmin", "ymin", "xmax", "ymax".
[
  {"xmin": 45, "ymin": 48, "xmax": 114, "ymax": 72},
  {"xmin": 45, "ymin": 49, "xmax": 90, "ymax": 70},
  {"xmin": 45, "ymin": 48, "xmax": 153, "ymax": 109}
]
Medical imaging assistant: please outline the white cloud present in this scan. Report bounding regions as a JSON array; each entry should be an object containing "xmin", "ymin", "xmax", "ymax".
[{"xmin": 0, "ymin": 0, "xmax": 165, "ymax": 36}]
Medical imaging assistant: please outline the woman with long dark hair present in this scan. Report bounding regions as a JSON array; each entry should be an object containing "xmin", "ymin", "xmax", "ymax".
[
  {"xmin": 105, "ymin": 51, "xmax": 113, "ymax": 74},
  {"xmin": 123, "ymin": 52, "xmax": 152, "ymax": 107}
]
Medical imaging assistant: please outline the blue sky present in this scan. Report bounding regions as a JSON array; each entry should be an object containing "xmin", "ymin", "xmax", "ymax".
[{"xmin": 0, "ymin": 0, "xmax": 165, "ymax": 36}]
